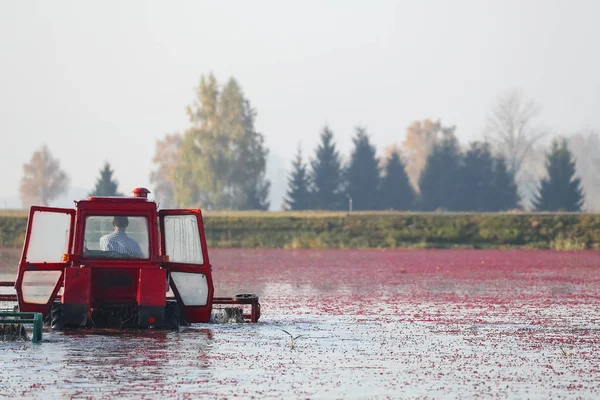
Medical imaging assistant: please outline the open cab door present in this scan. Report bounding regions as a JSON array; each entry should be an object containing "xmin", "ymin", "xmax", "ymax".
[
  {"xmin": 159, "ymin": 209, "xmax": 214, "ymax": 323},
  {"xmin": 15, "ymin": 206, "xmax": 75, "ymax": 316}
]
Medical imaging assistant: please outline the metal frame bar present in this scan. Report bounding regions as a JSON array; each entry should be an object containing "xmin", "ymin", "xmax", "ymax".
[
  {"xmin": 212, "ymin": 297, "xmax": 261, "ymax": 323},
  {"xmin": 0, "ymin": 311, "xmax": 43, "ymax": 342},
  {"xmin": 0, "ymin": 281, "xmax": 17, "ymax": 302}
]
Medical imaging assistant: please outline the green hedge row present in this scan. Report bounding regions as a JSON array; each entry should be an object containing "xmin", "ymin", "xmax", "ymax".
[
  {"xmin": 0, "ymin": 216, "xmax": 27, "ymax": 249},
  {"xmin": 201, "ymin": 213, "xmax": 600, "ymax": 250},
  {"xmin": 3, "ymin": 212, "xmax": 597, "ymax": 250}
]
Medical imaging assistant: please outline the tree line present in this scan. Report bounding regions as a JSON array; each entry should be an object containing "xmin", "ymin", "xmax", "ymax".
[
  {"xmin": 18, "ymin": 74, "xmax": 590, "ymax": 212},
  {"xmin": 283, "ymin": 125, "xmax": 583, "ymax": 212}
]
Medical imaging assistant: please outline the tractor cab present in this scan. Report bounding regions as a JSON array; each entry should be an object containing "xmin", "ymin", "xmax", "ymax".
[{"xmin": 12, "ymin": 187, "xmax": 258, "ymax": 330}]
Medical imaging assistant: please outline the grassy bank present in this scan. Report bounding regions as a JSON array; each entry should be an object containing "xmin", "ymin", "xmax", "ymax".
[{"xmin": 1, "ymin": 211, "xmax": 599, "ymax": 250}]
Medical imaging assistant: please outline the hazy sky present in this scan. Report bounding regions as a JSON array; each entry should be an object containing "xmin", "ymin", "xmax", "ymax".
[{"xmin": 1, "ymin": 0, "xmax": 599, "ymax": 208}]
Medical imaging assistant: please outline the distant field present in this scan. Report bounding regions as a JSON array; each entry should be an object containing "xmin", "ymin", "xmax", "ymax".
[
  {"xmin": 1, "ymin": 209, "xmax": 599, "ymax": 250},
  {"xmin": 1, "ymin": 208, "xmax": 595, "ymax": 218},
  {"xmin": 0, "ymin": 210, "xmax": 28, "ymax": 217}
]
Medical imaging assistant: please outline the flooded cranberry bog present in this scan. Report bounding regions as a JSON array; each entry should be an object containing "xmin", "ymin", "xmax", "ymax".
[{"xmin": 1, "ymin": 248, "xmax": 600, "ymax": 398}]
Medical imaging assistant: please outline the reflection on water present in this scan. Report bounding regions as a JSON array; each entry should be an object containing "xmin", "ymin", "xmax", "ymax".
[
  {"xmin": 1, "ymin": 327, "xmax": 217, "ymax": 398},
  {"xmin": 3, "ymin": 312, "xmax": 600, "ymax": 399}
]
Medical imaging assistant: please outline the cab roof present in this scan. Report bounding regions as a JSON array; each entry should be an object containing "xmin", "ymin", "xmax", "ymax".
[
  {"xmin": 86, "ymin": 196, "xmax": 148, "ymax": 202},
  {"xmin": 74, "ymin": 187, "xmax": 156, "ymax": 210},
  {"xmin": 83, "ymin": 187, "xmax": 152, "ymax": 203}
]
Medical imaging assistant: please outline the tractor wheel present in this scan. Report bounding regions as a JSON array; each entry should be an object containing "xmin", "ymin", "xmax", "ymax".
[
  {"xmin": 163, "ymin": 300, "xmax": 181, "ymax": 330},
  {"xmin": 50, "ymin": 301, "xmax": 65, "ymax": 330},
  {"xmin": 44, "ymin": 302, "xmax": 59, "ymax": 325}
]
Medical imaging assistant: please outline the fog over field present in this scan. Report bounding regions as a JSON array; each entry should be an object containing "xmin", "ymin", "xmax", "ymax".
[{"xmin": 1, "ymin": 1, "xmax": 599, "ymax": 211}]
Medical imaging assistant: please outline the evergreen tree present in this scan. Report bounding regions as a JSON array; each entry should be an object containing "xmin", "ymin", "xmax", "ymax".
[
  {"xmin": 418, "ymin": 128, "xmax": 463, "ymax": 211},
  {"xmin": 309, "ymin": 126, "xmax": 345, "ymax": 210},
  {"xmin": 490, "ymin": 156, "xmax": 520, "ymax": 210},
  {"xmin": 233, "ymin": 94, "xmax": 271, "ymax": 210},
  {"xmin": 89, "ymin": 162, "xmax": 122, "ymax": 197},
  {"xmin": 379, "ymin": 151, "xmax": 415, "ymax": 210},
  {"xmin": 284, "ymin": 146, "xmax": 312, "ymax": 210},
  {"xmin": 344, "ymin": 126, "xmax": 382, "ymax": 210},
  {"xmin": 242, "ymin": 184, "xmax": 270, "ymax": 210},
  {"xmin": 458, "ymin": 142, "xmax": 496, "ymax": 211},
  {"xmin": 532, "ymin": 137, "xmax": 585, "ymax": 211}
]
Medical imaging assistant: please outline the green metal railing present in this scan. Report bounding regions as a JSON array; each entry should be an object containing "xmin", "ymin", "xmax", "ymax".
[{"xmin": 0, "ymin": 312, "xmax": 43, "ymax": 343}]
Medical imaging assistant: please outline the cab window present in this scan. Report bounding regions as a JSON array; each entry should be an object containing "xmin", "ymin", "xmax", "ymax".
[
  {"xmin": 163, "ymin": 214, "xmax": 204, "ymax": 264},
  {"xmin": 83, "ymin": 215, "xmax": 150, "ymax": 259}
]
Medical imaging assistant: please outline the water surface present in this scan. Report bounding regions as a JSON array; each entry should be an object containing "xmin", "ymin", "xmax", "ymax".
[{"xmin": 2, "ymin": 249, "xmax": 600, "ymax": 399}]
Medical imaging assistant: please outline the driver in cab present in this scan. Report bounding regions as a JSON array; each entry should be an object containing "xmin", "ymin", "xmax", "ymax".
[{"xmin": 99, "ymin": 216, "xmax": 144, "ymax": 258}]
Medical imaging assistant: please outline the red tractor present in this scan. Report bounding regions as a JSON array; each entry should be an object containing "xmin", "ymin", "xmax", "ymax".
[{"xmin": 12, "ymin": 188, "xmax": 260, "ymax": 330}]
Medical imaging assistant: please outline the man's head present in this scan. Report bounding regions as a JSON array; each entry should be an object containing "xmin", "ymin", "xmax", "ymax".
[{"xmin": 113, "ymin": 216, "xmax": 129, "ymax": 231}]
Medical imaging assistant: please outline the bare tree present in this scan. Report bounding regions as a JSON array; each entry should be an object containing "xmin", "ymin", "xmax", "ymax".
[
  {"xmin": 149, "ymin": 132, "xmax": 182, "ymax": 208},
  {"xmin": 379, "ymin": 143, "xmax": 402, "ymax": 170},
  {"xmin": 400, "ymin": 119, "xmax": 455, "ymax": 193},
  {"xmin": 514, "ymin": 144, "xmax": 547, "ymax": 210},
  {"xmin": 484, "ymin": 88, "xmax": 546, "ymax": 177},
  {"xmin": 20, "ymin": 145, "xmax": 69, "ymax": 207}
]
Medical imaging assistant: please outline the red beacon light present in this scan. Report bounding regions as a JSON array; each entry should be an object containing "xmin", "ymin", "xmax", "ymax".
[{"xmin": 132, "ymin": 187, "xmax": 150, "ymax": 199}]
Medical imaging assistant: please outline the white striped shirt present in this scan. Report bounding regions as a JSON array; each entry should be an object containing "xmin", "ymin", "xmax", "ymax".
[{"xmin": 99, "ymin": 230, "xmax": 144, "ymax": 258}]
